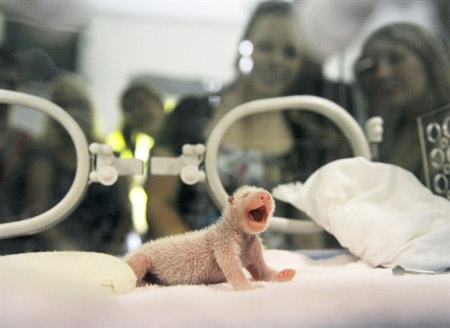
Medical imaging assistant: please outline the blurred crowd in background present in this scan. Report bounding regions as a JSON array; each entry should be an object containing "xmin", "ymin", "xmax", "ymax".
[{"xmin": 1, "ymin": 1, "xmax": 449, "ymax": 255}]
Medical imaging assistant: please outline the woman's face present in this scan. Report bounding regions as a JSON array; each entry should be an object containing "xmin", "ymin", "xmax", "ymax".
[
  {"xmin": 357, "ymin": 38, "xmax": 430, "ymax": 113},
  {"xmin": 243, "ymin": 14, "xmax": 303, "ymax": 99}
]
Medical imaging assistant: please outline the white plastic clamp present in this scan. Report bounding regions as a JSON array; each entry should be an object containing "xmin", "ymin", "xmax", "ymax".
[
  {"xmin": 89, "ymin": 143, "xmax": 144, "ymax": 186},
  {"xmin": 151, "ymin": 143, "xmax": 206, "ymax": 185}
]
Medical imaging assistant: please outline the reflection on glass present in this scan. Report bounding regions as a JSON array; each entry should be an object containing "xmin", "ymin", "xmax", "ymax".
[
  {"xmin": 0, "ymin": 107, "xmax": 40, "ymax": 222},
  {"xmin": 239, "ymin": 40, "xmax": 254, "ymax": 56},
  {"xmin": 239, "ymin": 56, "xmax": 254, "ymax": 74}
]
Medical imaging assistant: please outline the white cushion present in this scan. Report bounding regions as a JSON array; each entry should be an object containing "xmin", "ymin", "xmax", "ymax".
[{"xmin": 2, "ymin": 251, "xmax": 136, "ymax": 296}]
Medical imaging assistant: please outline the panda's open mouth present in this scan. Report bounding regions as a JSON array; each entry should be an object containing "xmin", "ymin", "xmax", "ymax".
[{"xmin": 249, "ymin": 206, "xmax": 267, "ymax": 222}]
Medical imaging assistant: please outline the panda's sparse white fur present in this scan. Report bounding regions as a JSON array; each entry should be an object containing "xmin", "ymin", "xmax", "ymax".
[{"xmin": 124, "ymin": 185, "xmax": 295, "ymax": 290}]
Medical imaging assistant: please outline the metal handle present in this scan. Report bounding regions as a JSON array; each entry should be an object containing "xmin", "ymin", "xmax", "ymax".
[{"xmin": 0, "ymin": 89, "xmax": 90, "ymax": 238}]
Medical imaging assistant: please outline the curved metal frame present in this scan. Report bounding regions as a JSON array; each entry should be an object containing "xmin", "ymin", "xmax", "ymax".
[
  {"xmin": 0, "ymin": 90, "xmax": 90, "ymax": 238},
  {"xmin": 204, "ymin": 95, "xmax": 371, "ymax": 234}
]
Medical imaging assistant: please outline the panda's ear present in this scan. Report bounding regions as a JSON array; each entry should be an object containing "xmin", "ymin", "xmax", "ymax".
[{"xmin": 228, "ymin": 196, "xmax": 234, "ymax": 204}]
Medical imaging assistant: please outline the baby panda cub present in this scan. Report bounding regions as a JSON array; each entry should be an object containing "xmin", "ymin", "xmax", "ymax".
[{"xmin": 124, "ymin": 185, "xmax": 295, "ymax": 291}]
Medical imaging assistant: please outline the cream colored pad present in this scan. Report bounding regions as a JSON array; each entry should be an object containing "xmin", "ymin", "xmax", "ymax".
[{"xmin": 1, "ymin": 251, "xmax": 136, "ymax": 296}]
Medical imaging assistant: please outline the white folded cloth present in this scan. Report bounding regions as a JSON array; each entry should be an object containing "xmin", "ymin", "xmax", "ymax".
[{"xmin": 273, "ymin": 157, "xmax": 450, "ymax": 271}]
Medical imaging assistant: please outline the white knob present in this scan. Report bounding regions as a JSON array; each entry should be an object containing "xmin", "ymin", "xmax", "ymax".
[
  {"xmin": 98, "ymin": 166, "xmax": 118, "ymax": 186},
  {"xmin": 89, "ymin": 171, "xmax": 99, "ymax": 182},
  {"xmin": 182, "ymin": 144, "xmax": 194, "ymax": 155},
  {"xmin": 89, "ymin": 143, "xmax": 100, "ymax": 154},
  {"xmin": 180, "ymin": 165, "xmax": 204, "ymax": 185},
  {"xmin": 195, "ymin": 144, "xmax": 206, "ymax": 154},
  {"xmin": 365, "ymin": 116, "xmax": 383, "ymax": 143},
  {"xmin": 101, "ymin": 144, "xmax": 114, "ymax": 155}
]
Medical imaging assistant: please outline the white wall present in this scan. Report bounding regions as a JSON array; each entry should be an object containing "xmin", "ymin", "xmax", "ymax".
[{"xmin": 79, "ymin": 11, "xmax": 249, "ymax": 135}]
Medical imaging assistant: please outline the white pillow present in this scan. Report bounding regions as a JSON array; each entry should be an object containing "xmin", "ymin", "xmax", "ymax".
[
  {"xmin": 2, "ymin": 251, "xmax": 137, "ymax": 296},
  {"xmin": 273, "ymin": 157, "xmax": 450, "ymax": 271}
]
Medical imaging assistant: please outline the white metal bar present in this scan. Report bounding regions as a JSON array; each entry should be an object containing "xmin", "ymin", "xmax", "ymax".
[
  {"xmin": 204, "ymin": 95, "xmax": 371, "ymax": 233},
  {"xmin": 0, "ymin": 90, "xmax": 90, "ymax": 238}
]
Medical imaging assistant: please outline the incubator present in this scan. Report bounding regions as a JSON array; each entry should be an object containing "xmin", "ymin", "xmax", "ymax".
[{"xmin": 1, "ymin": 89, "xmax": 375, "ymax": 239}]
